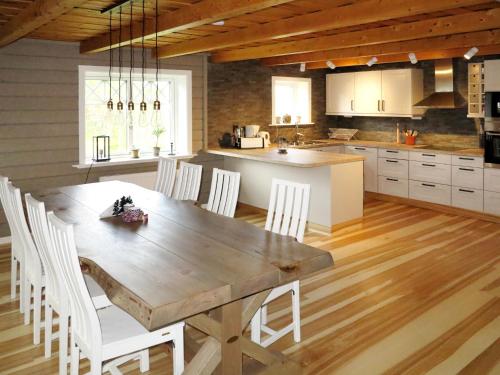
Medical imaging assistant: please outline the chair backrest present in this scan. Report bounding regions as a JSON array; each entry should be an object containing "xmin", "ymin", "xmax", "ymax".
[
  {"xmin": 46, "ymin": 212, "xmax": 102, "ymax": 357},
  {"xmin": 0, "ymin": 177, "xmax": 18, "ymax": 249},
  {"xmin": 206, "ymin": 168, "xmax": 240, "ymax": 218},
  {"xmin": 154, "ymin": 157, "xmax": 177, "ymax": 197},
  {"xmin": 7, "ymin": 183, "xmax": 42, "ymax": 281},
  {"xmin": 173, "ymin": 161, "xmax": 203, "ymax": 201},
  {"xmin": 265, "ymin": 178, "xmax": 310, "ymax": 243},
  {"xmin": 25, "ymin": 194, "xmax": 62, "ymax": 305}
]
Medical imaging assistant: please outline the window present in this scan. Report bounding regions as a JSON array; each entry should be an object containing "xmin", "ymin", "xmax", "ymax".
[
  {"xmin": 78, "ymin": 65, "xmax": 192, "ymax": 164},
  {"xmin": 272, "ymin": 76, "xmax": 311, "ymax": 124}
]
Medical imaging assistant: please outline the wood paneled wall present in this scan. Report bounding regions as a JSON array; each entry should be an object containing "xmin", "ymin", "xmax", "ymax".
[{"xmin": 0, "ymin": 38, "xmax": 207, "ymax": 237}]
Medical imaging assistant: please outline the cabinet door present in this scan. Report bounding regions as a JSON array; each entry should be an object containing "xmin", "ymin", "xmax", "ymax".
[
  {"xmin": 326, "ymin": 73, "xmax": 355, "ymax": 114},
  {"xmin": 484, "ymin": 60, "xmax": 500, "ymax": 92},
  {"xmin": 381, "ymin": 69, "xmax": 411, "ymax": 115},
  {"xmin": 354, "ymin": 71, "xmax": 381, "ymax": 114},
  {"xmin": 346, "ymin": 146, "xmax": 378, "ymax": 192}
]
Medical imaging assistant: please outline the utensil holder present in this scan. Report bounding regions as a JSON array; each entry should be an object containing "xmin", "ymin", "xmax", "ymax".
[{"xmin": 405, "ymin": 135, "xmax": 416, "ymax": 145}]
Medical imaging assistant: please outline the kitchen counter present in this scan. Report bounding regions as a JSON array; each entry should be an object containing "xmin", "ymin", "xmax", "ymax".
[{"xmin": 207, "ymin": 147, "xmax": 364, "ymax": 167}]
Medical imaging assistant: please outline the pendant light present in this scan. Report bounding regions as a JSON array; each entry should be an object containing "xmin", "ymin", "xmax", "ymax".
[
  {"xmin": 139, "ymin": 0, "xmax": 147, "ymax": 113},
  {"xmin": 116, "ymin": 6, "xmax": 124, "ymax": 112},
  {"xmin": 153, "ymin": 0, "xmax": 160, "ymax": 111},
  {"xmin": 127, "ymin": 0, "xmax": 134, "ymax": 111},
  {"xmin": 106, "ymin": 11, "xmax": 113, "ymax": 111}
]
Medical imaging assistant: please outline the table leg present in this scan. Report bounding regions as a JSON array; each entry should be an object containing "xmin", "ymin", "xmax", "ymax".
[{"xmin": 220, "ymin": 300, "xmax": 242, "ymax": 375}]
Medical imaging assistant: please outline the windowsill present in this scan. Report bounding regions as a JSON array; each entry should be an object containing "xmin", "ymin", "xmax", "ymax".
[
  {"xmin": 73, "ymin": 153, "xmax": 196, "ymax": 169},
  {"xmin": 269, "ymin": 123, "xmax": 315, "ymax": 127}
]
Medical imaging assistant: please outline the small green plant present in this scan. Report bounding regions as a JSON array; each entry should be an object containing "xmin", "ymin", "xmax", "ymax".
[
  {"xmin": 152, "ymin": 126, "xmax": 166, "ymax": 147},
  {"xmin": 113, "ymin": 196, "xmax": 133, "ymax": 216}
]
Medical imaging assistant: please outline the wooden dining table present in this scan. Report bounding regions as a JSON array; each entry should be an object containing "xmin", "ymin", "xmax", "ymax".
[{"xmin": 34, "ymin": 181, "xmax": 334, "ymax": 374}]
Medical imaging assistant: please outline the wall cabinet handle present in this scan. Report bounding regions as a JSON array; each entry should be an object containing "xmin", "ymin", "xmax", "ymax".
[
  {"xmin": 377, "ymin": 100, "xmax": 381, "ymax": 112},
  {"xmin": 351, "ymin": 99, "xmax": 354, "ymax": 111},
  {"xmin": 459, "ymin": 167, "xmax": 474, "ymax": 172},
  {"xmin": 382, "ymin": 100, "xmax": 385, "ymax": 112}
]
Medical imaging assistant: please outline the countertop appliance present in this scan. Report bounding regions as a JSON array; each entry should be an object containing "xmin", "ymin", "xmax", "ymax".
[
  {"xmin": 237, "ymin": 137, "xmax": 264, "ymax": 149},
  {"xmin": 485, "ymin": 119, "xmax": 500, "ymax": 166},
  {"xmin": 485, "ymin": 92, "xmax": 500, "ymax": 118},
  {"xmin": 245, "ymin": 125, "xmax": 260, "ymax": 138},
  {"xmin": 258, "ymin": 131, "xmax": 271, "ymax": 147}
]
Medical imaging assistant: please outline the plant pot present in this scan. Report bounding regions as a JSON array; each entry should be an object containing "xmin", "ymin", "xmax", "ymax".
[
  {"xmin": 131, "ymin": 149, "xmax": 140, "ymax": 158},
  {"xmin": 153, "ymin": 146, "xmax": 160, "ymax": 156}
]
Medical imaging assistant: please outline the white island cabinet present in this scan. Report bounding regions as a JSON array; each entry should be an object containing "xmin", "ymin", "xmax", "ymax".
[{"xmin": 207, "ymin": 148, "xmax": 365, "ymax": 231}]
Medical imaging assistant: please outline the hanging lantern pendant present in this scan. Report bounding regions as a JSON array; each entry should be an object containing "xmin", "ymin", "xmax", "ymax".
[
  {"xmin": 153, "ymin": 0, "xmax": 161, "ymax": 112},
  {"xmin": 107, "ymin": 99, "xmax": 113, "ymax": 110},
  {"xmin": 140, "ymin": 101, "xmax": 147, "ymax": 111},
  {"xmin": 153, "ymin": 100, "xmax": 160, "ymax": 110}
]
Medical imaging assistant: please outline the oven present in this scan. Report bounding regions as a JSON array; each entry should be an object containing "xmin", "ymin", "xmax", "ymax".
[{"xmin": 484, "ymin": 120, "xmax": 500, "ymax": 166}]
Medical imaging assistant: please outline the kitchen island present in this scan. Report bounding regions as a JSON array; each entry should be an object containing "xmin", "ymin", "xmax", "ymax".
[{"xmin": 207, "ymin": 148, "xmax": 365, "ymax": 231}]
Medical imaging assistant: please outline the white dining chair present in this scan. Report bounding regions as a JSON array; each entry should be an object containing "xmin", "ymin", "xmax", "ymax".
[
  {"xmin": 0, "ymin": 176, "xmax": 23, "ymax": 311},
  {"xmin": 46, "ymin": 211, "xmax": 185, "ymax": 375},
  {"xmin": 250, "ymin": 178, "xmax": 310, "ymax": 348},
  {"xmin": 154, "ymin": 157, "xmax": 177, "ymax": 197},
  {"xmin": 25, "ymin": 194, "xmax": 112, "ymax": 374},
  {"xmin": 204, "ymin": 168, "xmax": 240, "ymax": 218},
  {"xmin": 172, "ymin": 161, "xmax": 203, "ymax": 201}
]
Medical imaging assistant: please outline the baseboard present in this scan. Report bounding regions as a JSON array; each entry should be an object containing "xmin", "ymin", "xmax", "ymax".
[
  {"xmin": 366, "ymin": 192, "xmax": 500, "ymax": 224},
  {"xmin": 0, "ymin": 236, "xmax": 11, "ymax": 245}
]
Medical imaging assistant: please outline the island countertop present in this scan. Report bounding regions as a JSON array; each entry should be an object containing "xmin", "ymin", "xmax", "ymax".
[{"xmin": 206, "ymin": 147, "xmax": 364, "ymax": 167}]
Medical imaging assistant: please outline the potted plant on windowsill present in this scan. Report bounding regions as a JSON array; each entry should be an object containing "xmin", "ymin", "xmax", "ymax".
[{"xmin": 152, "ymin": 126, "xmax": 166, "ymax": 157}]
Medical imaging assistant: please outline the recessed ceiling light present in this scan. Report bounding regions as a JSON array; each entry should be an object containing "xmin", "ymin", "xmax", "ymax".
[
  {"xmin": 366, "ymin": 57, "xmax": 378, "ymax": 67},
  {"xmin": 464, "ymin": 47, "xmax": 479, "ymax": 60},
  {"xmin": 408, "ymin": 53, "xmax": 418, "ymax": 64},
  {"xmin": 300, "ymin": 63, "xmax": 306, "ymax": 72},
  {"xmin": 326, "ymin": 60, "xmax": 336, "ymax": 70},
  {"xmin": 212, "ymin": 20, "xmax": 225, "ymax": 26}
]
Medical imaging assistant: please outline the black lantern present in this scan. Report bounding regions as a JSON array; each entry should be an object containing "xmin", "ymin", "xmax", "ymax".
[{"xmin": 93, "ymin": 135, "xmax": 111, "ymax": 162}]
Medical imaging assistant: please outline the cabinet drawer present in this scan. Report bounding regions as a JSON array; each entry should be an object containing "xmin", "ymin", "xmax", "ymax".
[
  {"xmin": 409, "ymin": 180, "xmax": 451, "ymax": 206},
  {"xmin": 452, "ymin": 155, "xmax": 484, "ymax": 168},
  {"xmin": 452, "ymin": 166, "xmax": 483, "ymax": 189},
  {"xmin": 378, "ymin": 158, "xmax": 408, "ymax": 179},
  {"xmin": 378, "ymin": 176, "xmax": 408, "ymax": 198},
  {"xmin": 409, "ymin": 161, "xmax": 451, "ymax": 185},
  {"xmin": 484, "ymin": 168, "xmax": 500, "ymax": 193},
  {"xmin": 378, "ymin": 148, "xmax": 408, "ymax": 160},
  {"xmin": 484, "ymin": 190, "xmax": 500, "ymax": 216},
  {"xmin": 410, "ymin": 151, "xmax": 451, "ymax": 164},
  {"xmin": 346, "ymin": 145, "xmax": 378, "ymax": 155},
  {"xmin": 452, "ymin": 187, "xmax": 483, "ymax": 212}
]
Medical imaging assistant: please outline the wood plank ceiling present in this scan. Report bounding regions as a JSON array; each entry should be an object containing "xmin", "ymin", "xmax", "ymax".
[{"xmin": 0, "ymin": 0, "xmax": 499, "ymax": 68}]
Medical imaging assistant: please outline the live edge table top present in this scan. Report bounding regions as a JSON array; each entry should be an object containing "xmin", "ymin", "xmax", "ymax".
[{"xmin": 34, "ymin": 181, "xmax": 334, "ymax": 331}]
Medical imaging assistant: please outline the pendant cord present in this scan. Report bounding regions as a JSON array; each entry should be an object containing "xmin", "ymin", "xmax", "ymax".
[
  {"xmin": 141, "ymin": 0, "xmax": 145, "ymax": 104},
  {"xmin": 155, "ymin": 0, "xmax": 159, "ymax": 102},
  {"xmin": 109, "ymin": 12, "xmax": 113, "ymax": 102},
  {"xmin": 118, "ymin": 6, "xmax": 122, "ymax": 103},
  {"xmin": 129, "ymin": 0, "xmax": 133, "ymax": 103}
]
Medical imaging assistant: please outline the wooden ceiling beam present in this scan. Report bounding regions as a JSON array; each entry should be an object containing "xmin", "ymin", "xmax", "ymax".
[
  {"xmin": 156, "ymin": 0, "xmax": 493, "ymax": 59},
  {"xmin": 79, "ymin": 0, "xmax": 295, "ymax": 54},
  {"xmin": 210, "ymin": 7, "xmax": 500, "ymax": 63},
  {"xmin": 0, "ymin": 0, "xmax": 87, "ymax": 47},
  {"xmin": 261, "ymin": 29, "xmax": 500, "ymax": 66},
  {"xmin": 305, "ymin": 44, "xmax": 500, "ymax": 69}
]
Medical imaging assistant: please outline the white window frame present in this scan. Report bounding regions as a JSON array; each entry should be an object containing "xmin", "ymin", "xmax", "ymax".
[
  {"xmin": 78, "ymin": 65, "xmax": 192, "ymax": 165},
  {"xmin": 271, "ymin": 76, "xmax": 312, "ymax": 124}
]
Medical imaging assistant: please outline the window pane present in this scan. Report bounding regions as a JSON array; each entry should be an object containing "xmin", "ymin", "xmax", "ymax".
[{"xmin": 272, "ymin": 77, "xmax": 311, "ymax": 123}]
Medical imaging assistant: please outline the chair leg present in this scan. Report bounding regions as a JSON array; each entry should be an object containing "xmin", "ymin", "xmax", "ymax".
[
  {"xmin": 250, "ymin": 308, "xmax": 262, "ymax": 345},
  {"xmin": 33, "ymin": 285, "xmax": 42, "ymax": 345},
  {"xmin": 60, "ymin": 313, "xmax": 69, "ymax": 375},
  {"xmin": 44, "ymin": 303, "xmax": 53, "ymax": 358},
  {"xmin": 261, "ymin": 304, "xmax": 268, "ymax": 325},
  {"xmin": 90, "ymin": 360, "xmax": 102, "ymax": 375},
  {"xmin": 172, "ymin": 334, "xmax": 184, "ymax": 375},
  {"xmin": 291, "ymin": 281, "xmax": 301, "ymax": 343},
  {"xmin": 10, "ymin": 254, "xmax": 17, "ymax": 300},
  {"xmin": 70, "ymin": 336, "xmax": 79, "ymax": 375},
  {"xmin": 139, "ymin": 349, "xmax": 150, "ymax": 373},
  {"xmin": 23, "ymin": 281, "xmax": 31, "ymax": 325},
  {"xmin": 19, "ymin": 262, "xmax": 25, "ymax": 313}
]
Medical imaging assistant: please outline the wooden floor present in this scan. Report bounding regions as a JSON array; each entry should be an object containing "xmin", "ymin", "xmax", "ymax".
[{"xmin": 1, "ymin": 198, "xmax": 499, "ymax": 374}]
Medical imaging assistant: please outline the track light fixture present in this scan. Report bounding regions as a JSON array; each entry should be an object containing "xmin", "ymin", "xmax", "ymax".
[
  {"xmin": 366, "ymin": 57, "xmax": 378, "ymax": 67},
  {"xmin": 464, "ymin": 47, "xmax": 479, "ymax": 60},
  {"xmin": 326, "ymin": 60, "xmax": 336, "ymax": 70},
  {"xmin": 300, "ymin": 62, "xmax": 306, "ymax": 72},
  {"xmin": 408, "ymin": 53, "xmax": 418, "ymax": 64},
  {"xmin": 212, "ymin": 20, "xmax": 225, "ymax": 26}
]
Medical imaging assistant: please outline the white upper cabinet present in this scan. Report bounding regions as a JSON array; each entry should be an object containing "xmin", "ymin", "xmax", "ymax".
[
  {"xmin": 354, "ymin": 71, "xmax": 381, "ymax": 115},
  {"xmin": 326, "ymin": 68, "xmax": 424, "ymax": 118},
  {"xmin": 484, "ymin": 60, "xmax": 500, "ymax": 92},
  {"xmin": 326, "ymin": 73, "xmax": 355, "ymax": 115}
]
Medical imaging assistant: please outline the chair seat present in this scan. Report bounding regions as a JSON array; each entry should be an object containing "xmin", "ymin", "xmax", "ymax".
[
  {"xmin": 84, "ymin": 274, "xmax": 112, "ymax": 309},
  {"xmin": 99, "ymin": 305, "xmax": 148, "ymax": 346}
]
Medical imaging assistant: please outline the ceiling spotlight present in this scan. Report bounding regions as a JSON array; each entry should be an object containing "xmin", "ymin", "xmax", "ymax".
[
  {"xmin": 300, "ymin": 62, "xmax": 306, "ymax": 72},
  {"xmin": 366, "ymin": 56, "xmax": 378, "ymax": 67},
  {"xmin": 408, "ymin": 52, "xmax": 418, "ymax": 64},
  {"xmin": 212, "ymin": 20, "xmax": 225, "ymax": 26},
  {"xmin": 326, "ymin": 60, "xmax": 336, "ymax": 70},
  {"xmin": 464, "ymin": 47, "xmax": 479, "ymax": 60}
]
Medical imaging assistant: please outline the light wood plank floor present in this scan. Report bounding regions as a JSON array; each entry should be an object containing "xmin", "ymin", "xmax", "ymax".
[{"xmin": 0, "ymin": 198, "xmax": 499, "ymax": 374}]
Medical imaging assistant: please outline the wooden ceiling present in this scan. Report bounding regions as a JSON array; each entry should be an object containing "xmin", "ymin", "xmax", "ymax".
[{"xmin": 1, "ymin": 0, "xmax": 500, "ymax": 68}]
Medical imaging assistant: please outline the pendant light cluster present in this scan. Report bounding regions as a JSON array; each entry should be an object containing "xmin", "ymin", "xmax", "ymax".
[{"xmin": 105, "ymin": 0, "xmax": 162, "ymax": 123}]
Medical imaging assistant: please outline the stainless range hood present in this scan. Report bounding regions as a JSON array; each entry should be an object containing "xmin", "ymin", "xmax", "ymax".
[{"xmin": 413, "ymin": 59, "xmax": 466, "ymax": 109}]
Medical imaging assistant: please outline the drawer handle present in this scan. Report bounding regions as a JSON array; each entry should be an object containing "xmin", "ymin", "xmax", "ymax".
[
  {"xmin": 459, "ymin": 167, "xmax": 474, "ymax": 172},
  {"xmin": 386, "ymin": 150, "xmax": 399, "ymax": 153},
  {"xmin": 422, "ymin": 183, "xmax": 435, "ymax": 188},
  {"xmin": 354, "ymin": 147, "xmax": 366, "ymax": 150},
  {"xmin": 387, "ymin": 178, "xmax": 398, "ymax": 182},
  {"xmin": 459, "ymin": 157, "xmax": 474, "ymax": 161},
  {"xmin": 459, "ymin": 188, "xmax": 474, "ymax": 193},
  {"xmin": 422, "ymin": 153, "xmax": 436, "ymax": 157},
  {"xmin": 386, "ymin": 160, "xmax": 398, "ymax": 163},
  {"xmin": 422, "ymin": 163, "xmax": 436, "ymax": 167}
]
